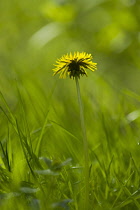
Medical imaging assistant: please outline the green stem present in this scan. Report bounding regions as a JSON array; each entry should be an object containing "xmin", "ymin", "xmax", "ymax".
[{"xmin": 75, "ymin": 77, "xmax": 89, "ymax": 210}]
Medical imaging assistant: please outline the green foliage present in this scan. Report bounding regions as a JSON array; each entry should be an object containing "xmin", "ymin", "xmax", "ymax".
[{"xmin": 1, "ymin": 0, "xmax": 140, "ymax": 209}]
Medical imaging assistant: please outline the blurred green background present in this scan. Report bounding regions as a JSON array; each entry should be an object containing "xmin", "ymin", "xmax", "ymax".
[
  {"xmin": 1, "ymin": 0, "xmax": 140, "ymax": 209},
  {"xmin": 1, "ymin": 0, "xmax": 140, "ymax": 92}
]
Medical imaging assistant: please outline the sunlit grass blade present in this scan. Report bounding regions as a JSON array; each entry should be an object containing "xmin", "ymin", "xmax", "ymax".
[
  {"xmin": 0, "ymin": 141, "xmax": 11, "ymax": 172},
  {"xmin": 35, "ymin": 110, "xmax": 50, "ymax": 157},
  {"xmin": 35, "ymin": 82, "xmax": 56, "ymax": 157},
  {"xmin": 0, "ymin": 91, "xmax": 18, "ymax": 133},
  {"xmin": 16, "ymin": 86, "xmax": 34, "ymax": 155},
  {"xmin": 49, "ymin": 120, "xmax": 80, "ymax": 142},
  {"xmin": 49, "ymin": 120, "xmax": 80, "ymax": 161}
]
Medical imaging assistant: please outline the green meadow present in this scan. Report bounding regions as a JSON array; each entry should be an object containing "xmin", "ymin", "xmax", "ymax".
[{"xmin": 1, "ymin": 0, "xmax": 140, "ymax": 209}]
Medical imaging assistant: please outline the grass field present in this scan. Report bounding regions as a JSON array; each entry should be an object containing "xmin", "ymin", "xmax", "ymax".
[{"xmin": 1, "ymin": 0, "xmax": 140, "ymax": 209}]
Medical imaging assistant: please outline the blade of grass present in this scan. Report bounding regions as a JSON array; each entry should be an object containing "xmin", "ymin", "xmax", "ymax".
[
  {"xmin": 0, "ymin": 141, "xmax": 11, "ymax": 172},
  {"xmin": 35, "ymin": 81, "xmax": 56, "ymax": 157}
]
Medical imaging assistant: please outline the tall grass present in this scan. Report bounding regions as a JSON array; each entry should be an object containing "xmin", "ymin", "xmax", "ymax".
[{"xmin": 0, "ymin": 75, "xmax": 140, "ymax": 210}]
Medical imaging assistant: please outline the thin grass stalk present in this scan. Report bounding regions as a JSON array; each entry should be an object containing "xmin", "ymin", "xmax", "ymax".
[{"xmin": 75, "ymin": 76, "xmax": 89, "ymax": 210}]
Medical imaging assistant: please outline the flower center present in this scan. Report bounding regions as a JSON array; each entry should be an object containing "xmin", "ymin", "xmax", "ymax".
[{"xmin": 68, "ymin": 60, "xmax": 80, "ymax": 72}]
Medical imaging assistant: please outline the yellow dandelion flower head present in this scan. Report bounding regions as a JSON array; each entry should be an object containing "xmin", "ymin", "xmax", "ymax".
[{"xmin": 53, "ymin": 52, "xmax": 97, "ymax": 79}]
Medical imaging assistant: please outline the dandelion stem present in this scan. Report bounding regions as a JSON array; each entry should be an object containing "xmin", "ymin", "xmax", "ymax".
[{"xmin": 75, "ymin": 76, "xmax": 89, "ymax": 210}]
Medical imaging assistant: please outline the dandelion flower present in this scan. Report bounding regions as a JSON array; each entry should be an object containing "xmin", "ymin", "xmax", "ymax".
[
  {"xmin": 53, "ymin": 52, "xmax": 97, "ymax": 79},
  {"xmin": 52, "ymin": 51, "xmax": 98, "ymax": 209}
]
